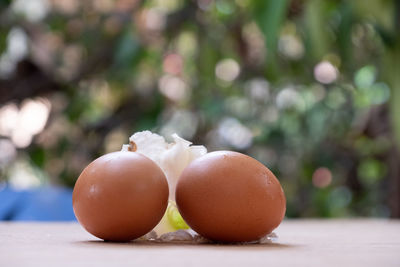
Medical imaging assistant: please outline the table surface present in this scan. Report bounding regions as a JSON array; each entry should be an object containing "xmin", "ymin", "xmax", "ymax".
[{"xmin": 0, "ymin": 219, "xmax": 399, "ymax": 267}]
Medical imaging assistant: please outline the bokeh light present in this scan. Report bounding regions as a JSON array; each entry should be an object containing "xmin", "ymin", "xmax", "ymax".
[
  {"xmin": 314, "ymin": 61, "xmax": 338, "ymax": 84},
  {"xmin": 163, "ymin": 53, "xmax": 183, "ymax": 75},
  {"xmin": 278, "ymin": 34, "xmax": 304, "ymax": 60},
  {"xmin": 215, "ymin": 59, "xmax": 241, "ymax": 83},
  {"xmin": 312, "ymin": 167, "xmax": 333, "ymax": 188},
  {"xmin": 159, "ymin": 75, "xmax": 188, "ymax": 102},
  {"xmin": 217, "ymin": 118, "xmax": 253, "ymax": 150},
  {"xmin": 0, "ymin": 98, "xmax": 51, "ymax": 148},
  {"xmin": 0, "ymin": 27, "xmax": 29, "ymax": 77},
  {"xmin": 12, "ymin": 0, "xmax": 49, "ymax": 22}
]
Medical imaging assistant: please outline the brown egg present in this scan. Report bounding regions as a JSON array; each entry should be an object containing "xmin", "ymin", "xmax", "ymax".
[
  {"xmin": 176, "ymin": 151, "xmax": 286, "ymax": 243},
  {"xmin": 73, "ymin": 151, "xmax": 169, "ymax": 241}
]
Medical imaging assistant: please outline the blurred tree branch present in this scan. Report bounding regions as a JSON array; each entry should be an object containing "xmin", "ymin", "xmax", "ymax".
[{"xmin": 0, "ymin": 60, "xmax": 61, "ymax": 105}]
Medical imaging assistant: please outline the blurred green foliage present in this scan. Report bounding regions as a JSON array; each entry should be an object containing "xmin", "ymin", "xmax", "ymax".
[{"xmin": 0, "ymin": 0, "xmax": 399, "ymax": 218}]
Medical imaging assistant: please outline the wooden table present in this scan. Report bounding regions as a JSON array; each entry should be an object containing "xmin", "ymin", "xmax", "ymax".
[{"xmin": 1, "ymin": 220, "xmax": 399, "ymax": 266}]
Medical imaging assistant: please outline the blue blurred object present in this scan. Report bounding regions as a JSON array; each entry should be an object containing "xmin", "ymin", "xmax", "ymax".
[{"xmin": 0, "ymin": 186, "xmax": 76, "ymax": 221}]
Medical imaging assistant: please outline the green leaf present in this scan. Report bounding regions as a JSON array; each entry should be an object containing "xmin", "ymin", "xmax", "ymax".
[
  {"xmin": 304, "ymin": 0, "xmax": 330, "ymax": 60},
  {"xmin": 253, "ymin": 0, "xmax": 289, "ymax": 78},
  {"xmin": 354, "ymin": 65, "xmax": 377, "ymax": 88},
  {"xmin": 0, "ymin": 0, "xmax": 12, "ymax": 9},
  {"xmin": 385, "ymin": 43, "xmax": 400, "ymax": 148},
  {"xmin": 114, "ymin": 28, "xmax": 141, "ymax": 68},
  {"xmin": 337, "ymin": 2, "xmax": 353, "ymax": 70},
  {"xmin": 29, "ymin": 147, "xmax": 46, "ymax": 168},
  {"xmin": 358, "ymin": 158, "xmax": 387, "ymax": 186},
  {"xmin": 166, "ymin": 201, "xmax": 189, "ymax": 230},
  {"xmin": 351, "ymin": 0, "xmax": 395, "ymax": 32}
]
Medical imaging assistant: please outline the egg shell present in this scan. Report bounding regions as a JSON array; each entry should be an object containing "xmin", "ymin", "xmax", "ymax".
[
  {"xmin": 73, "ymin": 151, "xmax": 169, "ymax": 242},
  {"xmin": 176, "ymin": 151, "xmax": 286, "ymax": 243}
]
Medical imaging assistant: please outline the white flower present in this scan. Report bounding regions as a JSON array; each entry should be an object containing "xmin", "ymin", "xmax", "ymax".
[{"xmin": 122, "ymin": 130, "xmax": 207, "ymax": 200}]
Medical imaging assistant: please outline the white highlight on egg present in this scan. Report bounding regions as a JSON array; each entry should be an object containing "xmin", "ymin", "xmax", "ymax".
[{"xmin": 121, "ymin": 131, "xmax": 207, "ymax": 201}]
